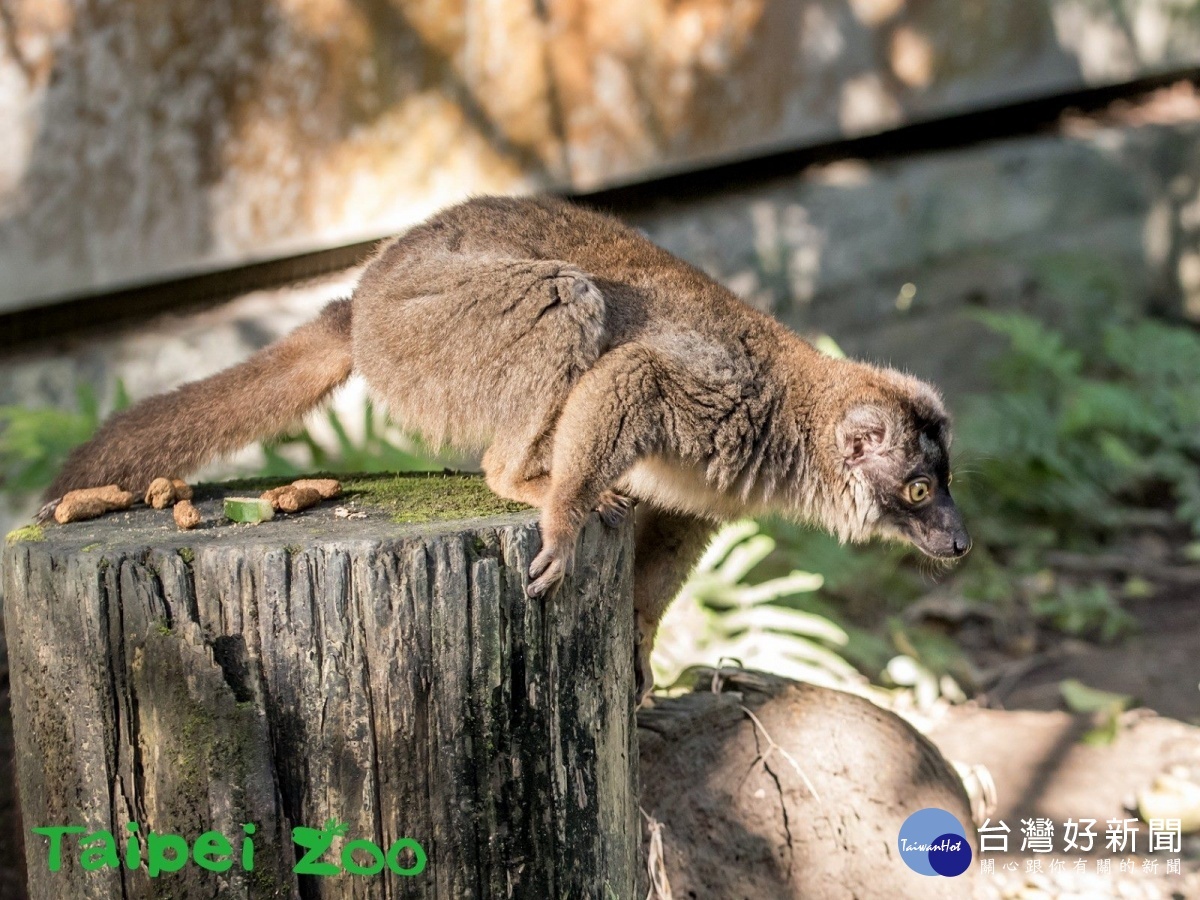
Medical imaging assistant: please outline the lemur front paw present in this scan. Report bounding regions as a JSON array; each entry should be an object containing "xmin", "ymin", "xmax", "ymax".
[
  {"xmin": 35, "ymin": 499, "xmax": 60, "ymax": 524},
  {"xmin": 595, "ymin": 490, "xmax": 634, "ymax": 528},
  {"xmin": 526, "ymin": 538, "xmax": 574, "ymax": 599}
]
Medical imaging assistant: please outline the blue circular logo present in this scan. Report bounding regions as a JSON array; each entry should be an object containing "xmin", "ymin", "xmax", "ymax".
[{"xmin": 897, "ymin": 808, "xmax": 972, "ymax": 877}]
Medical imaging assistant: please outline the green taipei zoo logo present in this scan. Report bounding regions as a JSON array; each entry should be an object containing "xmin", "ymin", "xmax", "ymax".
[{"xmin": 32, "ymin": 819, "xmax": 426, "ymax": 878}]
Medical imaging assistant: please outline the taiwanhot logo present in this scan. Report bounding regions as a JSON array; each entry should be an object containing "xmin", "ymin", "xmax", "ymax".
[{"xmin": 897, "ymin": 808, "xmax": 973, "ymax": 877}]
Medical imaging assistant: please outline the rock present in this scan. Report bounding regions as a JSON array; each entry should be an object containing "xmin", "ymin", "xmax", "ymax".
[
  {"xmin": 638, "ymin": 669, "xmax": 978, "ymax": 899},
  {"xmin": 5, "ymin": 0, "xmax": 1200, "ymax": 312}
]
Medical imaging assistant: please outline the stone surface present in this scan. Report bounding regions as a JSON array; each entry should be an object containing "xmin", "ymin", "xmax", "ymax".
[
  {"xmin": 4, "ymin": 488, "xmax": 638, "ymax": 898},
  {"xmin": 3, "ymin": 0, "xmax": 1200, "ymax": 311}
]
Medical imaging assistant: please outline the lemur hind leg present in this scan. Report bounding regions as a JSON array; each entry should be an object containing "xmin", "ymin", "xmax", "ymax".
[
  {"xmin": 482, "ymin": 436, "xmax": 554, "ymax": 507},
  {"xmin": 633, "ymin": 507, "xmax": 719, "ymax": 703},
  {"xmin": 483, "ymin": 441, "xmax": 633, "ymax": 526},
  {"xmin": 355, "ymin": 256, "xmax": 608, "ymax": 462},
  {"xmin": 595, "ymin": 490, "xmax": 635, "ymax": 528}
]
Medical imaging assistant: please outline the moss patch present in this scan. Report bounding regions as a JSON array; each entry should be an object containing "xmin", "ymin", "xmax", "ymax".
[
  {"xmin": 5, "ymin": 524, "xmax": 45, "ymax": 544},
  {"xmin": 203, "ymin": 471, "xmax": 528, "ymax": 525},
  {"xmin": 343, "ymin": 472, "xmax": 528, "ymax": 524}
]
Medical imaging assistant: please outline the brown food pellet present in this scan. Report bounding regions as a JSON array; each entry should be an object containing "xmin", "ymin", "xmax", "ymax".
[
  {"xmin": 260, "ymin": 485, "xmax": 321, "ymax": 513},
  {"xmin": 54, "ymin": 485, "xmax": 136, "ymax": 523},
  {"xmin": 291, "ymin": 478, "xmax": 341, "ymax": 500},
  {"xmin": 170, "ymin": 479, "xmax": 194, "ymax": 501},
  {"xmin": 55, "ymin": 496, "xmax": 109, "ymax": 524},
  {"xmin": 145, "ymin": 477, "xmax": 176, "ymax": 509},
  {"xmin": 80, "ymin": 485, "xmax": 135, "ymax": 509},
  {"xmin": 277, "ymin": 486, "xmax": 321, "ymax": 513},
  {"xmin": 260, "ymin": 487, "xmax": 321, "ymax": 513},
  {"xmin": 173, "ymin": 500, "xmax": 201, "ymax": 530},
  {"xmin": 260, "ymin": 486, "xmax": 291, "ymax": 509}
]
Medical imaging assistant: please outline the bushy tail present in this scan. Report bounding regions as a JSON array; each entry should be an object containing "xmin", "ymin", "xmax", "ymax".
[{"xmin": 46, "ymin": 298, "xmax": 354, "ymax": 499}]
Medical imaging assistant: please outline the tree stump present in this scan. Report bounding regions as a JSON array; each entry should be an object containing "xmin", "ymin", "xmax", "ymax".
[
  {"xmin": 638, "ymin": 669, "xmax": 980, "ymax": 899},
  {"xmin": 2, "ymin": 475, "xmax": 639, "ymax": 899}
]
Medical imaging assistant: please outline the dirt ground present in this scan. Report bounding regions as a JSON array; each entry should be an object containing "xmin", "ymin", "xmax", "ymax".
[
  {"xmin": 927, "ymin": 584, "xmax": 1200, "ymax": 899},
  {"xmin": 978, "ymin": 589, "xmax": 1200, "ymax": 724},
  {"xmin": 932, "ymin": 707, "xmax": 1200, "ymax": 899}
]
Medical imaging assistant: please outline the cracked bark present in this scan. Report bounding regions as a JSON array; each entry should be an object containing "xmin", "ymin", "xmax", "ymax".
[{"xmin": 4, "ymin": 506, "xmax": 638, "ymax": 899}]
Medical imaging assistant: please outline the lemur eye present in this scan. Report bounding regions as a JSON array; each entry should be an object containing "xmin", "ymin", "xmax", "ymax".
[{"xmin": 904, "ymin": 479, "xmax": 931, "ymax": 504}]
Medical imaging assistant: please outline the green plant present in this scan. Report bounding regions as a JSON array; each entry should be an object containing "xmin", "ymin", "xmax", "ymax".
[
  {"xmin": 1031, "ymin": 582, "xmax": 1138, "ymax": 643},
  {"xmin": 950, "ymin": 250, "xmax": 1200, "ymax": 555},
  {"xmin": 0, "ymin": 387, "xmax": 440, "ymax": 512},
  {"xmin": 1059, "ymin": 678, "xmax": 1132, "ymax": 746},
  {"xmin": 655, "ymin": 520, "xmax": 972, "ymax": 710},
  {"xmin": 956, "ymin": 310, "xmax": 1200, "ymax": 545},
  {"xmin": 4, "ymin": 524, "xmax": 45, "ymax": 544},
  {"xmin": 0, "ymin": 382, "xmax": 128, "ymax": 509},
  {"xmin": 255, "ymin": 403, "xmax": 437, "ymax": 477},
  {"xmin": 652, "ymin": 520, "xmax": 865, "ymax": 691}
]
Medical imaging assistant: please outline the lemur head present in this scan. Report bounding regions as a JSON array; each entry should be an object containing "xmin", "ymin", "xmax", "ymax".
[{"xmin": 826, "ymin": 366, "xmax": 970, "ymax": 560}]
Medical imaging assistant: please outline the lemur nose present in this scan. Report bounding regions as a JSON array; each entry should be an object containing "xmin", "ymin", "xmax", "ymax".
[{"xmin": 952, "ymin": 535, "xmax": 972, "ymax": 557}]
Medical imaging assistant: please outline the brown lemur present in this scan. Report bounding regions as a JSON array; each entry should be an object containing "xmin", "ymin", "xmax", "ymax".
[{"xmin": 47, "ymin": 196, "xmax": 970, "ymax": 701}]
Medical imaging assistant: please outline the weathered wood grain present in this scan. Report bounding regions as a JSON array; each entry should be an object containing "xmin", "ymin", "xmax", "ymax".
[{"xmin": 4, "ymin": 494, "xmax": 637, "ymax": 899}]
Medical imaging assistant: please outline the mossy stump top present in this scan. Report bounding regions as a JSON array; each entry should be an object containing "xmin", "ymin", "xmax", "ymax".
[{"xmin": 3, "ymin": 473, "xmax": 639, "ymax": 900}]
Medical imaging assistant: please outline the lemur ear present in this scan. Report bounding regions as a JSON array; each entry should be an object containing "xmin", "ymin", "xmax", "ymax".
[{"xmin": 837, "ymin": 405, "xmax": 892, "ymax": 467}]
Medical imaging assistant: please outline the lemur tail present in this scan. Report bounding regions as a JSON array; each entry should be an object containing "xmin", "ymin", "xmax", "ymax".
[{"xmin": 45, "ymin": 298, "xmax": 354, "ymax": 500}]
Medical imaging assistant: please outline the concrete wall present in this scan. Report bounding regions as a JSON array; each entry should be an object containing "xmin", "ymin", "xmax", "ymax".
[{"xmin": 3, "ymin": 0, "xmax": 1200, "ymax": 312}]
